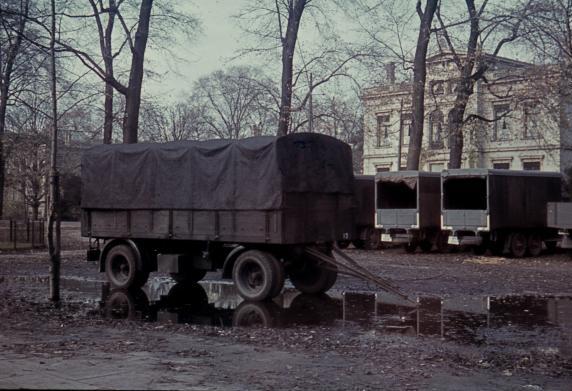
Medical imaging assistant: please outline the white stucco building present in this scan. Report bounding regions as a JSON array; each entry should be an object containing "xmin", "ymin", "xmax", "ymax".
[{"xmin": 362, "ymin": 53, "xmax": 572, "ymax": 174}]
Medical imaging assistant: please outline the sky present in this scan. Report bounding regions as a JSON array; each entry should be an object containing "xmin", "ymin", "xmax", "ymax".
[
  {"xmin": 144, "ymin": 0, "xmax": 251, "ymax": 101},
  {"xmin": 141, "ymin": 0, "xmax": 534, "ymax": 102}
]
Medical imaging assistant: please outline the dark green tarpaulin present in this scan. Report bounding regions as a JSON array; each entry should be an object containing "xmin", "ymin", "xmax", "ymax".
[{"xmin": 81, "ymin": 133, "xmax": 354, "ymax": 210}]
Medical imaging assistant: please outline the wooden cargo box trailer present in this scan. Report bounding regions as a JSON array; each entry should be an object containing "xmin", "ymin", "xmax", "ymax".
[
  {"xmin": 337, "ymin": 175, "xmax": 381, "ymax": 250},
  {"xmin": 81, "ymin": 133, "xmax": 355, "ymax": 301},
  {"xmin": 547, "ymin": 202, "xmax": 572, "ymax": 248},
  {"xmin": 375, "ymin": 171, "xmax": 444, "ymax": 253},
  {"xmin": 441, "ymin": 169, "xmax": 561, "ymax": 257}
]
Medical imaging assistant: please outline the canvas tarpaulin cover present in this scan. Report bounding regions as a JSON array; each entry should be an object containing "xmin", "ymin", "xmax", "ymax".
[
  {"xmin": 81, "ymin": 133, "xmax": 354, "ymax": 210},
  {"xmin": 377, "ymin": 172, "xmax": 418, "ymax": 189}
]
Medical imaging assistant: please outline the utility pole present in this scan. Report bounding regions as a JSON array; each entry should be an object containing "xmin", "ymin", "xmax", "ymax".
[
  {"xmin": 48, "ymin": 0, "xmax": 61, "ymax": 303},
  {"xmin": 308, "ymin": 73, "xmax": 313, "ymax": 132},
  {"xmin": 397, "ymin": 99, "xmax": 404, "ymax": 170}
]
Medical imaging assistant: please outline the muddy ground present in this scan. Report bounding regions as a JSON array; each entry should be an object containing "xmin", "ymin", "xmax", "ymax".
[{"xmin": 0, "ymin": 225, "xmax": 571, "ymax": 390}]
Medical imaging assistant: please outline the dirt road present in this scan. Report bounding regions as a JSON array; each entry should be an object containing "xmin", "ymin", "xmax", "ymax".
[{"xmin": 0, "ymin": 240, "xmax": 571, "ymax": 390}]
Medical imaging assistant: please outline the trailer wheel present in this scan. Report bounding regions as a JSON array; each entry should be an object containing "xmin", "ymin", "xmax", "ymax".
[
  {"xmin": 364, "ymin": 227, "xmax": 381, "ymax": 250},
  {"xmin": 170, "ymin": 269, "xmax": 207, "ymax": 284},
  {"xmin": 268, "ymin": 253, "xmax": 285, "ymax": 297},
  {"xmin": 353, "ymin": 228, "xmax": 381, "ymax": 250},
  {"xmin": 527, "ymin": 233, "xmax": 543, "ymax": 257},
  {"xmin": 509, "ymin": 232, "xmax": 527, "ymax": 258},
  {"xmin": 289, "ymin": 257, "xmax": 337, "ymax": 294},
  {"xmin": 105, "ymin": 244, "xmax": 149, "ymax": 289},
  {"xmin": 233, "ymin": 250, "xmax": 280, "ymax": 301}
]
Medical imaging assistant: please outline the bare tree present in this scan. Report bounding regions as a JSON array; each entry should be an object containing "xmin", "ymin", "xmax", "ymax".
[
  {"xmin": 5, "ymin": 133, "xmax": 48, "ymax": 220},
  {"xmin": 139, "ymin": 99, "xmax": 207, "ymax": 142},
  {"xmin": 190, "ymin": 66, "xmax": 279, "ymax": 139},
  {"xmin": 34, "ymin": 0, "xmax": 198, "ymax": 144},
  {"xmin": 0, "ymin": 0, "xmax": 30, "ymax": 218},
  {"xmin": 239, "ymin": 1, "xmax": 363, "ymax": 136},
  {"xmin": 47, "ymin": 0, "xmax": 60, "ymax": 303},
  {"xmin": 436, "ymin": 0, "xmax": 530, "ymax": 168},
  {"xmin": 406, "ymin": 0, "xmax": 438, "ymax": 170}
]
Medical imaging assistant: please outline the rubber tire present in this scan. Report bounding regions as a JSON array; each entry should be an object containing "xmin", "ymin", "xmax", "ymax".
[
  {"xmin": 527, "ymin": 233, "xmax": 543, "ymax": 257},
  {"xmin": 419, "ymin": 240, "xmax": 433, "ymax": 253},
  {"xmin": 289, "ymin": 257, "xmax": 338, "ymax": 295},
  {"xmin": 233, "ymin": 250, "xmax": 278, "ymax": 301},
  {"xmin": 170, "ymin": 269, "xmax": 207, "ymax": 283},
  {"xmin": 105, "ymin": 244, "xmax": 148, "ymax": 289},
  {"xmin": 363, "ymin": 227, "xmax": 381, "ymax": 250},
  {"xmin": 268, "ymin": 253, "xmax": 285, "ymax": 298},
  {"xmin": 509, "ymin": 232, "xmax": 527, "ymax": 258}
]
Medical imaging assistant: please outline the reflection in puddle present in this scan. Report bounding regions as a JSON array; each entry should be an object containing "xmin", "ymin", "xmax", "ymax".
[{"xmin": 100, "ymin": 279, "xmax": 572, "ymax": 355}]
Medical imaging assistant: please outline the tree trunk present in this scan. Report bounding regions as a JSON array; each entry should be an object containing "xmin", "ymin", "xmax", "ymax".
[
  {"xmin": 102, "ymin": 1, "xmax": 117, "ymax": 144},
  {"xmin": 448, "ymin": 105, "xmax": 467, "ymax": 168},
  {"xmin": 48, "ymin": 0, "xmax": 61, "ymax": 303},
  {"xmin": 103, "ymin": 82, "xmax": 114, "ymax": 144},
  {"xmin": 406, "ymin": 0, "xmax": 438, "ymax": 170},
  {"xmin": 277, "ymin": 0, "xmax": 307, "ymax": 136},
  {"xmin": 448, "ymin": 0, "xmax": 479, "ymax": 168},
  {"xmin": 0, "ymin": 0, "xmax": 29, "ymax": 218},
  {"xmin": 122, "ymin": 0, "xmax": 153, "ymax": 144}
]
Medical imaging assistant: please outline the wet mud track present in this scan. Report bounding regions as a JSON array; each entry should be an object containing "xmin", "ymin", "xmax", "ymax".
[{"xmin": 1, "ymin": 247, "xmax": 572, "ymax": 390}]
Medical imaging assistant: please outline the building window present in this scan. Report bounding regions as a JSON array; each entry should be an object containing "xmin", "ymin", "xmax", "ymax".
[
  {"xmin": 429, "ymin": 163, "xmax": 445, "ymax": 172},
  {"xmin": 524, "ymin": 103, "xmax": 541, "ymax": 140},
  {"xmin": 493, "ymin": 104, "xmax": 511, "ymax": 141},
  {"xmin": 376, "ymin": 114, "xmax": 390, "ymax": 147},
  {"xmin": 430, "ymin": 80, "xmax": 445, "ymax": 95},
  {"xmin": 401, "ymin": 113, "xmax": 412, "ymax": 143},
  {"xmin": 523, "ymin": 161, "xmax": 541, "ymax": 171},
  {"xmin": 448, "ymin": 79, "xmax": 459, "ymax": 94},
  {"xmin": 493, "ymin": 162, "xmax": 510, "ymax": 169},
  {"xmin": 376, "ymin": 166, "xmax": 390, "ymax": 173},
  {"xmin": 429, "ymin": 110, "xmax": 444, "ymax": 149}
]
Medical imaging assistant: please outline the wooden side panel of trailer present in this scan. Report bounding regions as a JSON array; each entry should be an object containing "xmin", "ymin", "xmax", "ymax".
[
  {"xmin": 82, "ymin": 193, "xmax": 354, "ymax": 245},
  {"xmin": 417, "ymin": 174, "xmax": 441, "ymax": 229},
  {"xmin": 489, "ymin": 174, "xmax": 561, "ymax": 229},
  {"xmin": 82, "ymin": 209, "xmax": 283, "ymax": 243}
]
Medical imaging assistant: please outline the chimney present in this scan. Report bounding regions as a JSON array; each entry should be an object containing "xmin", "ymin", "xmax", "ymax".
[{"xmin": 385, "ymin": 62, "xmax": 396, "ymax": 85}]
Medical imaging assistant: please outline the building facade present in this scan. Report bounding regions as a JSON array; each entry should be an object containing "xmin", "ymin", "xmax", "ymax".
[{"xmin": 362, "ymin": 53, "xmax": 572, "ymax": 174}]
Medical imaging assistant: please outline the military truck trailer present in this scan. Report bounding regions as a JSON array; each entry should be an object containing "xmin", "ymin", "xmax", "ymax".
[
  {"xmin": 441, "ymin": 169, "xmax": 561, "ymax": 257},
  {"xmin": 547, "ymin": 202, "xmax": 572, "ymax": 249},
  {"xmin": 81, "ymin": 133, "xmax": 355, "ymax": 302},
  {"xmin": 375, "ymin": 171, "xmax": 445, "ymax": 253},
  {"xmin": 337, "ymin": 175, "xmax": 381, "ymax": 250}
]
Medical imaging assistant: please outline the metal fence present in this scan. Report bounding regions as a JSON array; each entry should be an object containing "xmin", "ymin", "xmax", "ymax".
[{"xmin": 0, "ymin": 220, "xmax": 45, "ymax": 249}]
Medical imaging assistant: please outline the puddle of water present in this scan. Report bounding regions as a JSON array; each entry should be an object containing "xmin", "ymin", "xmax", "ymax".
[{"xmin": 97, "ymin": 279, "xmax": 572, "ymax": 357}]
